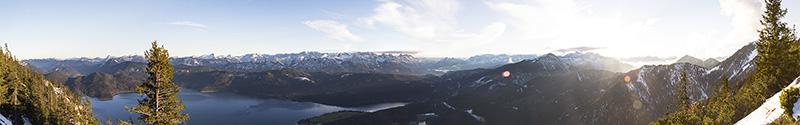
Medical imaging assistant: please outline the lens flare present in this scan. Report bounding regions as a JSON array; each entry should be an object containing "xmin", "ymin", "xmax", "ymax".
[
  {"xmin": 624, "ymin": 76, "xmax": 631, "ymax": 82},
  {"xmin": 502, "ymin": 71, "xmax": 511, "ymax": 78},
  {"xmin": 633, "ymin": 100, "xmax": 642, "ymax": 110}
]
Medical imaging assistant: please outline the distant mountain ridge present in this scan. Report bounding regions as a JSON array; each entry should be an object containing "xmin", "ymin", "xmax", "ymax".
[
  {"xmin": 24, "ymin": 51, "xmax": 638, "ymax": 101},
  {"xmin": 23, "ymin": 52, "xmax": 546, "ymax": 76},
  {"xmin": 617, "ymin": 56, "xmax": 677, "ymax": 62},
  {"xmin": 674, "ymin": 55, "xmax": 720, "ymax": 68}
]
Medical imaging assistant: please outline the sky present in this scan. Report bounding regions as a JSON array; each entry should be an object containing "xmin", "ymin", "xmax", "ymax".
[{"xmin": 1, "ymin": 0, "xmax": 800, "ymax": 60}]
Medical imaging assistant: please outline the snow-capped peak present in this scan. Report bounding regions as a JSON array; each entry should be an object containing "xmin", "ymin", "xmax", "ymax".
[{"xmin": 198, "ymin": 53, "xmax": 216, "ymax": 59}]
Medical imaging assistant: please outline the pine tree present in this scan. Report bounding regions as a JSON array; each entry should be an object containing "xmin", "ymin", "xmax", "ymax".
[
  {"xmin": 0, "ymin": 45, "xmax": 7, "ymax": 105},
  {"xmin": 728, "ymin": 0, "xmax": 799, "ymax": 121},
  {"xmin": 754, "ymin": 0, "xmax": 800, "ymax": 95},
  {"xmin": 675, "ymin": 71, "xmax": 693, "ymax": 109},
  {"xmin": 651, "ymin": 71, "xmax": 701, "ymax": 125},
  {"xmin": 77, "ymin": 96, "xmax": 100, "ymax": 124},
  {"xmin": 703, "ymin": 76, "xmax": 734, "ymax": 124},
  {"xmin": 126, "ymin": 41, "xmax": 189, "ymax": 124}
]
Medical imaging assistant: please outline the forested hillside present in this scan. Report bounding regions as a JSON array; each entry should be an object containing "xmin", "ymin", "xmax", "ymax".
[{"xmin": 0, "ymin": 45, "xmax": 99, "ymax": 124}]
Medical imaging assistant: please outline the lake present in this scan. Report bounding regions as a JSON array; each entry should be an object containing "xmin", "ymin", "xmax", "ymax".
[{"xmin": 89, "ymin": 88, "xmax": 407, "ymax": 125}]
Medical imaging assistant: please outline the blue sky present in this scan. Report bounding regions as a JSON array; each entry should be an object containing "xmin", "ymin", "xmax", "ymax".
[{"xmin": 2, "ymin": 0, "xmax": 799, "ymax": 59}]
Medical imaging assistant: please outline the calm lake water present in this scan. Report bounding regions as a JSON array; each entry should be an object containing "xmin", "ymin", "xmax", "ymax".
[{"xmin": 89, "ymin": 88, "xmax": 407, "ymax": 125}]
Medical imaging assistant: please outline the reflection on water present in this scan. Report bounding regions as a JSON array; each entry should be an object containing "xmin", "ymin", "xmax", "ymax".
[
  {"xmin": 248, "ymin": 99, "xmax": 319, "ymax": 111},
  {"xmin": 90, "ymin": 88, "xmax": 408, "ymax": 125},
  {"xmin": 348, "ymin": 102, "xmax": 409, "ymax": 112}
]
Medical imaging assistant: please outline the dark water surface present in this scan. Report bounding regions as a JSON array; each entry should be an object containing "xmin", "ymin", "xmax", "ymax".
[{"xmin": 89, "ymin": 88, "xmax": 407, "ymax": 125}]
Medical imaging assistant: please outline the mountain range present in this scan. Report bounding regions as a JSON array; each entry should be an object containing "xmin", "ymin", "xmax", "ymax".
[
  {"xmin": 23, "ymin": 52, "xmax": 546, "ymax": 76},
  {"xmin": 320, "ymin": 42, "xmax": 758, "ymax": 124},
  {"xmin": 17, "ymin": 43, "xmax": 759, "ymax": 124}
]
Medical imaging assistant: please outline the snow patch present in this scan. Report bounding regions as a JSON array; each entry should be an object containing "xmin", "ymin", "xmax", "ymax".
[
  {"xmin": 293, "ymin": 77, "xmax": 312, "ymax": 82},
  {"xmin": 636, "ymin": 68, "xmax": 649, "ymax": 89},
  {"xmin": 700, "ymin": 88, "xmax": 708, "ymax": 100},
  {"xmin": 731, "ymin": 69, "xmax": 740, "ymax": 77},
  {"xmin": 474, "ymin": 76, "xmax": 493, "ymax": 87},
  {"xmin": 706, "ymin": 66, "xmax": 719, "ymax": 74},
  {"xmin": 0, "ymin": 113, "xmax": 12, "ymax": 125},
  {"xmin": 53, "ymin": 87, "xmax": 62, "ymax": 94},
  {"xmin": 746, "ymin": 48, "xmax": 758, "ymax": 63},
  {"xmin": 735, "ymin": 76, "xmax": 800, "ymax": 124},
  {"xmin": 422, "ymin": 113, "xmax": 438, "ymax": 116},
  {"xmin": 742, "ymin": 64, "xmax": 752, "ymax": 72},
  {"xmin": 466, "ymin": 109, "xmax": 486, "ymax": 122},
  {"xmin": 442, "ymin": 102, "xmax": 455, "ymax": 110},
  {"xmin": 793, "ymin": 99, "xmax": 800, "ymax": 119}
]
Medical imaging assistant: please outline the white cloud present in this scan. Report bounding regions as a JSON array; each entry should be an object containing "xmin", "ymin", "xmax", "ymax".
[
  {"xmin": 169, "ymin": 21, "xmax": 208, "ymax": 28},
  {"xmin": 718, "ymin": 0, "xmax": 763, "ymax": 44},
  {"xmin": 356, "ymin": 0, "xmax": 459, "ymax": 41},
  {"xmin": 418, "ymin": 22, "xmax": 507, "ymax": 57},
  {"xmin": 303, "ymin": 20, "xmax": 363, "ymax": 41},
  {"xmin": 448, "ymin": 22, "xmax": 506, "ymax": 47},
  {"xmin": 355, "ymin": 0, "xmax": 506, "ymax": 57}
]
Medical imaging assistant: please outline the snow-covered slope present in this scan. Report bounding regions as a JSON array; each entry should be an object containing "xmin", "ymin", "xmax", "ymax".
[
  {"xmin": 0, "ymin": 113, "xmax": 11, "ymax": 125},
  {"xmin": 736, "ymin": 76, "xmax": 800, "ymax": 125}
]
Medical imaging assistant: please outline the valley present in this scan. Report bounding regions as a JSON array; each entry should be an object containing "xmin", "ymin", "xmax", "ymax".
[{"xmin": 17, "ymin": 43, "xmax": 758, "ymax": 124}]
